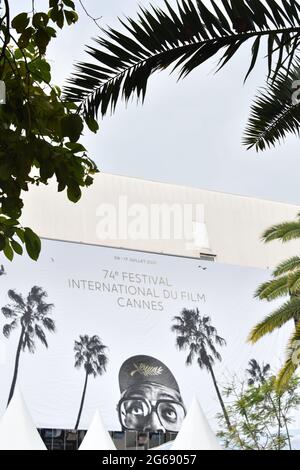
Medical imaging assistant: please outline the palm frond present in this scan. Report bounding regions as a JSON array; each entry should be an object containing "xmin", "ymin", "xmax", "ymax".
[
  {"xmin": 287, "ymin": 270, "xmax": 300, "ymax": 293},
  {"xmin": 255, "ymin": 276, "xmax": 289, "ymax": 301},
  {"xmin": 22, "ymin": 333, "xmax": 35, "ymax": 353},
  {"xmin": 243, "ymin": 61, "xmax": 300, "ymax": 151},
  {"xmin": 1, "ymin": 307, "xmax": 17, "ymax": 318},
  {"xmin": 248, "ymin": 297, "xmax": 300, "ymax": 343},
  {"xmin": 74, "ymin": 356, "xmax": 84, "ymax": 369},
  {"xmin": 273, "ymin": 256, "xmax": 300, "ymax": 276},
  {"xmin": 186, "ymin": 342, "xmax": 197, "ymax": 365},
  {"xmin": 7, "ymin": 290, "xmax": 25, "ymax": 308},
  {"xmin": 3, "ymin": 320, "xmax": 18, "ymax": 338},
  {"xmin": 276, "ymin": 323, "xmax": 300, "ymax": 390},
  {"xmin": 197, "ymin": 356, "xmax": 205, "ymax": 369},
  {"xmin": 35, "ymin": 325, "xmax": 48, "ymax": 348},
  {"xmin": 42, "ymin": 316, "xmax": 55, "ymax": 332},
  {"xmin": 262, "ymin": 220, "xmax": 300, "ymax": 243},
  {"xmin": 36, "ymin": 302, "xmax": 54, "ymax": 317},
  {"xmin": 27, "ymin": 286, "xmax": 47, "ymax": 305},
  {"xmin": 215, "ymin": 334, "xmax": 226, "ymax": 347},
  {"xmin": 263, "ymin": 363, "xmax": 271, "ymax": 376},
  {"xmin": 276, "ymin": 358, "xmax": 297, "ymax": 390},
  {"xmin": 175, "ymin": 335, "xmax": 190, "ymax": 349},
  {"xmin": 64, "ymin": 0, "xmax": 300, "ymax": 119}
]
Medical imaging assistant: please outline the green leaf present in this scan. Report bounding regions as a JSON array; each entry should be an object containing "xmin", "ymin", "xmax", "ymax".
[
  {"xmin": 35, "ymin": 28, "xmax": 51, "ymax": 55},
  {"xmin": 85, "ymin": 175, "xmax": 93, "ymax": 187},
  {"xmin": 24, "ymin": 228, "xmax": 41, "ymax": 261},
  {"xmin": 18, "ymin": 27, "xmax": 34, "ymax": 48},
  {"xmin": 3, "ymin": 240, "xmax": 14, "ymax": 261},
  {"xmin": 12, "ymin": 13, "xmax": 30, "ymax": 33},
  {"xmin": 40, "ymin": 162, "xmax": 54, "ymax": 180},
  {"xmin": 85, "ymin": 115, "xmax": 99, "ymax": 133},
  {"xmin": 45, "ymin": 26, "xmax": 57, "ymax": 38},
  {"xmin": 0, "ymin": 234, "xmax": 6, "ymax": 251},
  {"xmin": 33, "ymin": 13, "xmax": 49, "ymax": 28},
  {"xmin": 57, "ymin": 182, "xmax": 66, "ymax": 192},
  {"xmin": 64, "ymin": 10, "xmax": 78, "ymax": 25},
  {"xmin": 61, "ymin": 114, "xmax": 84, "ymax": 142},
  {"xmin": 48, "ymin": 7, "xmax": 59, "ymax": 22},
  {"xmin": 11, "ymin": 239, "xmax": 23, "ymax": 255},
  {"xmin": 62, "ymin": 0, "xmax": 75, "ymax": 8},
  {"xmin": 0, "ymin": 217, "xmax": 18, "ymax": 227},
  {"xmin": 67, "ymin": 182, "xmax": 81, "ymax": 203},
  {"xmin": 56, "ymin": 9, "xmax": 65, "ymax": 29},
  {"xmin": 65, "ymin": 142, "xmax": 86, "ymax": 153},
  {"xmin": 15, "ymin": 228, "xmax": 25, "ymax": 243},
  {"xmin": 244, "ymin": 36, "xmax": 261, "ymax": 83},
  {"xmin": 28, "ymin": 59, "xmax": 51, "ymax": 83}
]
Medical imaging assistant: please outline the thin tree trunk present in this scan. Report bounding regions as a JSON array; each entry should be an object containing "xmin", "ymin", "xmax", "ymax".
[
  {"xmin": 243, "ymin": 409, "xmax": 261, "ymax": 449},
  {"xmin": 74, "ymin": 371, "xmax": 89, "ymax": 430},
  {"xmin": 277, "ymin": 395, "xmax": 282, "ymax": 450},
  {"xmin": 7, "ymin": 327, "xmax": 25, "ymax": 407},
  {"xmin": 282, "ymin": 413, "xmax": 292, "ymax": 450},
  {"xmin": 207, "ymin": 362, "xmax": 231, "ymax": 429}
]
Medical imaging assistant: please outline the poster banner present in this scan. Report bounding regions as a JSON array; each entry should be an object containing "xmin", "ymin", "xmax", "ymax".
[{"xmin": 0, "ymin": 239, "xmax": 296, "ymax": 434}]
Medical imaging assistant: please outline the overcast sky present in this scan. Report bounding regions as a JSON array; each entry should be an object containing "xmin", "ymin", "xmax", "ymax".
[{"xmin": 35, "ymin": 1, "xmax": 300, "ymax": 204}]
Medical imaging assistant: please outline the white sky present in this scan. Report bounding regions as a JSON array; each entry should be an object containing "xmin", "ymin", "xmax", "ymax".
[{"xmin": 16, "ymin": 1, "xmax": 300, "ymax": 204}]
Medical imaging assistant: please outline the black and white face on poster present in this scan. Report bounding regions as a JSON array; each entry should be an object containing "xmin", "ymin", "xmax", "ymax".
[{"xmin": 0, "ymin": 239, "xmax": 295, "ymax": 432}]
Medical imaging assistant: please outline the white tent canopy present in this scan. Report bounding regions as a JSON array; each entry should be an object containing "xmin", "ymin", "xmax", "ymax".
[
  {"xmin": 172, "ymin": 397, "xmax": 222, "ymax": 450},
  {"xmin": 0, "ymin": 388, "xmax": 46, "ymax": 450},
  {"xmin": 79, "ymin": 410, "xmax": 116, "ymax": 450}
]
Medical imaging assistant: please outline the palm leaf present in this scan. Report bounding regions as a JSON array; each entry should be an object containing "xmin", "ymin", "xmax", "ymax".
[
  {"xmin": 262, "ymin": 220, "xmax": 300, "ymax": 242},
  {"xmin": 273, "ymin": 256, "xmax": 300, "ymax": 276},
  {"xmin": 248, "ymin": 297, "xmax": 300, "ymax": 343},
  {"xmin": 27, "ymin": 286, "xmax": 48, "ymax": 307},
  {"xmin": 276, "ymin": 323, "xmax": 300, "ymax": 390},
  {"xmin": 287, "ymin": 270, "xmax": 300, "ymax": 293},
  {"xmin": 255, "ymin": 276, "xmax": 289, "ymax": 300},
  {"xmin": 243, "ymin": 61, "xmax": 300, "ymax": 151},
  {"xmin": 1, "ymin": 307, "xmax": 17, "ymax": 318},
  {"xmin": 42, "ymin": 316, "xmax": 55, "ymax": 332},
  {"xmin": 35, "ymin": 325, "xmax": 48, "ymax": 347},
  {"xmin": 276, "ymin": 358, "xmax": 297, "ymax": 390},
  {"xmin": 63, "ymin": 0, "xmax": 300, "ymax": 118},
  {"xmin": 3, "ymin": 320, "xmax": 18, "ymax": 338},
  {"xmin": 7, "ymin": 290, "xmax": 25, "ymax": 308},
  {"xmin": 23, "ymin": 333, "xmax": 35, "ymax": 353},
  {"xmin": 176, "ymin": 335, "xmax": 190, "ymax": 349}
]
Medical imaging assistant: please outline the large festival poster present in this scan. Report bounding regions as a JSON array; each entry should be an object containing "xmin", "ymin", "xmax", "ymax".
[{"xmin": 0, "ymin": 239, "xmax": 296, "ymax": 437}]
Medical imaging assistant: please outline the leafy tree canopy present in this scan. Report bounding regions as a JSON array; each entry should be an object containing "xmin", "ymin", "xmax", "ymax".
[
  {"xmin": 0, "ymin": 0, "xmax": 99, "ymax": 261},
  {"xmin": 217, "ymin": 360, "xmax": 300, "ymax": 450}
]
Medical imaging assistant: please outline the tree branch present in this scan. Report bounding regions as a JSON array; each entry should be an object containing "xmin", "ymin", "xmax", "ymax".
[
  {"xmin": 79, "ymin": 0, "xmax": 101, "ymax": 31},
  {"xmin": 0, "ymin": 0, "xmax": 10, "ymax": 62}
]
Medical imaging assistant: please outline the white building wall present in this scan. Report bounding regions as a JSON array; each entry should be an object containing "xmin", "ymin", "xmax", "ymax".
[{"xmin": 21, "ymin": 173, "xmax": 300, "ymax": 269}]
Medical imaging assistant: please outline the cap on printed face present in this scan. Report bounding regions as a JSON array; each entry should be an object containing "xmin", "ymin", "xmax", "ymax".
[{"xmin": 119, "ymin": 355, "xmax": 180, "ymax": 393}]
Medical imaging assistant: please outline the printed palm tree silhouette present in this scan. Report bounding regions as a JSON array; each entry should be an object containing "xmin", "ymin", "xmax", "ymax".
[
  {"xmin": 171, "ymin": 308, "xmax": 230, "ymax": 428},
  {"xmin": 74, "ymin": 334, "xmax": 108, "ymax": 430},
  {"xmin": 2, "ymin": 286, "xmax": 55, "ymax": 406},
  {"xmin": 246, "ymin": 359, "xmax": 271, "ymax": 386}
]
